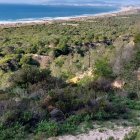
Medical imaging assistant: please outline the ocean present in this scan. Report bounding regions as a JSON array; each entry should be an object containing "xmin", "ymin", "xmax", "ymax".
[{"xmin": 0, "ymin": 4, "xmax": 119, "ymax": 23}]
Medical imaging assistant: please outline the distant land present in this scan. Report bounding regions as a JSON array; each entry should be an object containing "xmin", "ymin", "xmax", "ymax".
[{"xmin": 1, "ymin": 0, "xmax": 140, "ymax": 6}]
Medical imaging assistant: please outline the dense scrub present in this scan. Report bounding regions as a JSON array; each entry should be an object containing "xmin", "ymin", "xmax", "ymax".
[{"xmin": 0, "ymin": 13, "xmax": 140, "ymax": 139}]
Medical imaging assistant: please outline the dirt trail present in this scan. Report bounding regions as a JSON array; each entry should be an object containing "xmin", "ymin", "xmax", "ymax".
[
  {"xmin": 68, "ymin": 68, "xmax": 93, "ymax": 84},
  {"xmin": 49, "ymin": 127, "xmax": 133, "ymax": 140}
]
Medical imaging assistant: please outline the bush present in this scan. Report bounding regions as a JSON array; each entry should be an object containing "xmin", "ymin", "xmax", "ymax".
[
  {"xmin": 94, "ymin": 58, "xmax": 113, "ymax": 78},
  {"xmin": 36, "ymin": 120, "xmax": 58, "ymax": 138},
  {"xmin": 0, "ymin": 54, "xmax": 21, "ymax": 72},
  {"xmin": 58, "ymin": 115, "xmax": 85, "ymax": 135},
  {"xmin": 127, "ymin": 92, "xmax": 138, "ymax": 100},
  {"xmin": 54, "ymin": 45, "xmax": 70, "ymax": 57},
  {"xmin": 9, "ymin": 65, "xmax": 51, "ymax": 88},
  {"xmin": 35, "ymin": 115, "xmax": 93, "ymax": 137},
  {"xmin": 124, "ymin": 100, "xmax": 140, "ymax": 110},
  {"xmin": 55, "ymin": 57, "xmax": 64, "ymax": 67},
  {"xmin": 134, "ymin": 33, "xmax": 140, "ymax": 44},
  {"xmin": 94, "ymin": 109, "xmax": 110, "ymax": 120},
  {"xmin": 2, "ymin": 46, "xmax": 16, "ymax": 55},
  {"xmin": 124, "ymin": 130, "xmax": 139, "ymax": 140},
  {"xmin": 135, "ymin": 51, "xmax": 140, "ymax": 67},
  {"xmin": 26, "ymin": 45, "xmax": 38, "ymax": 54},
  {"xmin": 0, "ymin": 123, "xmax": 25, "ymax": 140},
  {"xmin": 59, "ymin": 121, "xmax": 77, "ymax": 134},
  {"xmin": 20, "ymin": 55, "xmax": 39, "ymax": 66}
]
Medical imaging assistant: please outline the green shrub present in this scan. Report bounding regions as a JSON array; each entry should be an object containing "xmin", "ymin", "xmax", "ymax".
[
  {"xmin": 22, "ymin": 111, "xmax": 33, "ymax": 122},
  {"xmin": 59, "ymin": 115, "xmax": 84, "ymax": 134},
  {"xmin": 2, "ymin": 46, "xmax": 16, "ymax": 55},
  {"xmin": 135, "ymin": 51, "xmax": 140, "ymax": 66},
  {"xmin": 0, "ymin": 123, "xmax": 25, "ymax": 140},
  {"xmin": 134, "ymin": 33, "xmax": 140, "ymax": 43},
  {"xmin": 94, "ymin": 58, "xmax": 113, "ymax": 78},
  {"xmin": 36, "ymin": 115, "xmax": 93, "ymax": 137},
  {"xmin": 127, "ymin": 92, "xmax": 138, "ymax": 100},
  {"xmin": 59, "ymin": 122, "xmax": 77, "ymax": 134},
  {"xmin": 54, "ymin": 37, "xmax": 70, "ymax": 57},
  {"xmin": 20, "ymin": 55, "xmax": 39, "ymax": 66},
  {"xmin": 26, "ymin": 45, "xmax": 38, "ymax": 54},
  {"xmin": 55, "ymin": 57, "xmax": 64, "ymax": 67},
  {"xmin": 125, "ymin": 100, "xmax": 140, "ymax": 110},
  {"xmin": 124, "ymin": 130, "xmax": 138, "ymax": 140},
  {"xmin": 36, "ymin": 120, "xmax": 58, "ymax": 138},
  {"xmin": 0, "ymin": 54, "xmax": 21, "ymax": 72},
  {"xmin": 94, "ymin": 109, "xmax": 110, "ymax": 120},
  {"xmin": 58, "ymin": 114, "xmax": 94, "ymax": 135},
  {"xmin": 108, "ymin": 136, "xmax": 115, "ymax": 140},
  {"xmin": 9, "ymin": 65, "xmax": 51, "ymax": 88}
]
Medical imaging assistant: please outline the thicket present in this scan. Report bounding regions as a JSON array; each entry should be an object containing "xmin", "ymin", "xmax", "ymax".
[{"xmin": 0, "ymin": 14, "xmax": 140, "ymax": 139}]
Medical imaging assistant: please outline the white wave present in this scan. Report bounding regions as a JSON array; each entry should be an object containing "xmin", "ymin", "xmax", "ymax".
[{"xmin": 42, "ymin": 3, "xmax": 114, "ymax": 7}]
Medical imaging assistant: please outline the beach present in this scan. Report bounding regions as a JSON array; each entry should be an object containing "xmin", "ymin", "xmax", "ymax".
[{"xmin": 0, "ymin": 6, "xmax": 139, "ymax": 28}]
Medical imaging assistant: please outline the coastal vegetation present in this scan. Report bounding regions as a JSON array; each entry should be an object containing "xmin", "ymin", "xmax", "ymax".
[{"xmin": 0, "ymin": 12, "xmax": 140, "ymax": 139}]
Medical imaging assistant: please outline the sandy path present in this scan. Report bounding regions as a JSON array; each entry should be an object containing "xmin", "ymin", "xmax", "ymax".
[{"xmin": 49, "ymin": 127, "xmax": 133, "ymax": 140}]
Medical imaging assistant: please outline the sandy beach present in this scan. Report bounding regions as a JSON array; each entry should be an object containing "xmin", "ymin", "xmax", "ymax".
[{"xmin": 0, "ymin": 6, "xmax": 140, "ymax": 28}]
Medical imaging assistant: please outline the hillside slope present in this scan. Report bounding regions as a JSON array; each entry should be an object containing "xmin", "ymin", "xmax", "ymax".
[{"xmin": 0, "ymin": 12, "xmax": 140, "ymax": 140}]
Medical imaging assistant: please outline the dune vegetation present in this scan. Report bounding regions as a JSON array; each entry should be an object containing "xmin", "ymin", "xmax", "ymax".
[{"xmin": 0, "ymin": 13, "xmax": 140, "ymax": 139}]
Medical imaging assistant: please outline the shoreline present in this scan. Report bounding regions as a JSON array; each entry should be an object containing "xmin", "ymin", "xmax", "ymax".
[{"xmin": 0, "ymin": 6, "xmax": 140, "ymax": 28}]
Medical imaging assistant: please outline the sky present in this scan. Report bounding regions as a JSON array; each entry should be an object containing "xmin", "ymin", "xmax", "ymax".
[{"xmin": 0, "ymin": 0, "xmax": 139, "ymax": 5}]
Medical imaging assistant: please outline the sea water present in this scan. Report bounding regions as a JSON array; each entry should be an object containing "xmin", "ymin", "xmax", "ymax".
[{"xmin": 0, "ymin": 4, "xmax": 119, "ymax": 23}]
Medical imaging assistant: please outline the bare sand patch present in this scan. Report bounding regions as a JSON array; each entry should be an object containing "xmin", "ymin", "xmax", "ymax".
[{"xmin": 49, "ymin": 127, "xmax": 133, "ymax": 140}]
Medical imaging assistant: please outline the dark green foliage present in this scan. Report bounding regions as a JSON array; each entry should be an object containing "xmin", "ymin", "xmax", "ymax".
[
  {"xmin": 0, "ymin": 54, "xmax": 21, "ymax": 72},
  {"xmin": 135, "ymin": 51, "xmax": 140, "ymax": 66},
  {"xmin": 36, "ymin": 121, "xmax": 59, "ymax": 138},
  {"xmin": 94, "ymin": 58, "xmax": 113, "ymax": 78},
  {"xmin": 20, "ymin": 55, "xmax": 39, "ymax": 66},
  {"xmin": 36, "ymin": 115, "xmax": 90, "ymax": 137},
  {"xmin": 124, "ymin": 100, "xmax": 140, "ymax": 110},
  {"xmin": 127, "ymin": 92, "xmax": 138, "ymax": 100},
  {"xmin": 48, "ymin": 87, "xmax": 86, "ymax": 113},
  {"xmin": 9, "ymin": 65, "xmax": 51, "ymax": 87},
  {"xmin": 134, "ymin": 33, "xmax": 140, "ymax": 43},
  {"xmin": 26, "ymin": 44, "xmax": 38, "ymax": 54},
  {"xmin": 0, "ymin": 123, "xmax": 25, "ymax": 140},
  {"xmin": 58, "ymin": 115, "xmax": 84, "ymax": 134},
  {"xmin": 94, "ymin": 109, "xmax": 110, "ymax": 120},
  {"xmin": 54, "ymin": 44, "xmax": 70, "ymax": 57}
]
